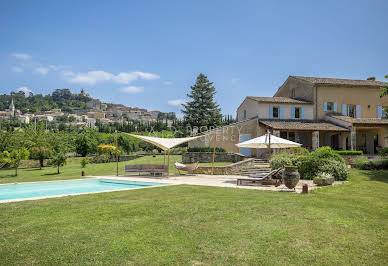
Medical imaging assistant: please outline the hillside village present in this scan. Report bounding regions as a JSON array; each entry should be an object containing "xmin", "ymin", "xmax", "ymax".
[{"xmin": 0, "ymin": 90, "xmax": 176, "ymax": 128}]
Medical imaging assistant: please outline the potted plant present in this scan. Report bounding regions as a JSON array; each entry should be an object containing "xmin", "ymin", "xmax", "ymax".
[{"xmin": 282, "ymin": 165, "xmax": 300, "ymax": 189}]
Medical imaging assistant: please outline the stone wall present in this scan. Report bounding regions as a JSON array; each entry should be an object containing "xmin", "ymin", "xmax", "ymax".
[
  {"xmin": 192, "ymin": 158, "xmax": 255, "ymax": 175},
  {"xmin": 182, "ymin": 152, "xmax": 245, "ymax": 164}
]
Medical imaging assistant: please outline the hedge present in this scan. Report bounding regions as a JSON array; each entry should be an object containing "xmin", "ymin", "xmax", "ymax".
[
  {"xmin": 354, "ymin": 157, "xmax": 388, "ymax": 170},
  {"xmin": 336, "ymin": 150, "xmax": 363, "ymax": 156}
]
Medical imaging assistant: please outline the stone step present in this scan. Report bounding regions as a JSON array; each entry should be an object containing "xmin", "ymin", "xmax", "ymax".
[{"xmin": 254, "ymin": 159, "xmax": 269, "ymax": 163}]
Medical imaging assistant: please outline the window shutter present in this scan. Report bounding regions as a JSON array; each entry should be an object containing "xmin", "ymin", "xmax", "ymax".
[
  {"xmin": 279, "ymin": 107, "xmax": 284, "ymax": 119},
  {"xmin": 291, "ymin": 107, "xmax": 295, "ymax": 119},
  {"xmin": 323, "ymin": 102, "xmax": 328, "ymax": 112},
  {"xmin": 334, "ymin": 102, "xmax": 337, "ymax": 112},
  {"xmin": 342, "ymin": 104, "xmax": 347, "ymax": 116},
  {"xmin": 269, "ymin": 106, "xmax": 273, "ymax": 119},
  {"xmin": 301, "ymin": 107, "xmax": 305, "ymax": 119},
  {"xmin": 356, "ymin": 105, "xmax": 361, "ymax": 118},
  {"xmin": 377, "ymin": 106, "xmax": 383, "ymax": 118}
]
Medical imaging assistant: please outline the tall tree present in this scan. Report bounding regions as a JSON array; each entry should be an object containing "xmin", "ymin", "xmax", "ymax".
[{"xmin": 182, "ymin": 74, "xmax": 222, "ymax": 130}]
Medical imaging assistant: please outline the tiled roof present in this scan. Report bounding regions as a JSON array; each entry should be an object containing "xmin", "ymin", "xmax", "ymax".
[
  {"xmin": 247, "ymin": 96, "xmax": 312, "ymax": 104},
  {"xmin": 291, "ymin": 76, "xmax": 388, "ymax": 87},
  {"xmin": 259, "ymin": 119, "xmax": 349, "ymax": 132},
  {"xmin": 329, "ymin": 115, "xmax": 388, "ymax": 125}
]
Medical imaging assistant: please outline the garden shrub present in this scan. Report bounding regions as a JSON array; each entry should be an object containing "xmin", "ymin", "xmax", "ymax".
[
  {"xmin": 81, "ymin": 158, "xmax": 89, "ymax": 168},
  {"xmin": 269, "ymin": 149, "xmax": 349, "ymax": 180},
  {"xmin": 269, "ymin": 153, "xmax": 295, "ymax": 170},
  {"xmin": 372, "ymin": 158, "xmax": 388, "ymax": 170},
  {"xmin": 311, "ymin": 146, "xmax": 344, "ymax": 163},
  {"xmin": 377, "ymin": 147, "xmax": 388, "ymax": 157},
  {"xmin": 336, "ymin": 150, "xmax": 363, "ymax": 156},
  {"xmin": 319, "ymin": 159, "xmax": 349, "ymax": 181},
  {"xmin": 287, "ymin": 147, "xmax": 309, "ymax": 155},
  {"xmin": 187, "ymin": 147, "xmax": 226, "ymax": 153},
  {"xmin": 355, "ymin": 156, "xmax": 373, "ymax": 170},
  {"xmin": 297, "ymin": 155, "xmax": 322, "ymax": 179}
]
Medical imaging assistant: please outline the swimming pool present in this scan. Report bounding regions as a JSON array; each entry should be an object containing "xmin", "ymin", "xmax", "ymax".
[{"xmin": 0, "ymin": 178, "xmax": 163, "ymax": 202}]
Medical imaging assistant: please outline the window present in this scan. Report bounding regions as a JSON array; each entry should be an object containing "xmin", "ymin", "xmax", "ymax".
[
  {"xmin": 291, "ymin": 88, "xmax": 296, "ymax": 98},
  {"xmin": 348, "ymin": 105, "xmax": 356, "ymax": 118},
  {"xmin": 383, "ymin": 107, "xmax": 387, "ymax": 119},
  {"xmin": 241, "ymin": 110, "xmax": 246, "ymax": 120},
  {"xmin": 294, "ymin": 107, "xmax": 301, "ymax": 119},
  {"xmin": 273, "ymin": 107, "xmax": 279, "ymax": 118},
  {"xmin": 326, "ymin": 102, "xmax": 334, "ymax": 112}
]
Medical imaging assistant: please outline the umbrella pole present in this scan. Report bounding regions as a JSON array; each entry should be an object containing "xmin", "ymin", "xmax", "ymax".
[
  {"xmin": 267, "ymin": 131, "xmax": 272, "ymax": 158},
  {"xmin": 212, "ymin": 132, "xmax": 216, "ymax": 175},
  {"xmin": 167, "ymin": 149, "xmax": 170, "ymax": 176}
]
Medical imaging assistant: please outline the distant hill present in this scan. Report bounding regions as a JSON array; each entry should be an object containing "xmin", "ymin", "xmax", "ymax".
[{"xmin": 0, "ymin": 89, "xmax": 92, "ymax": 113}]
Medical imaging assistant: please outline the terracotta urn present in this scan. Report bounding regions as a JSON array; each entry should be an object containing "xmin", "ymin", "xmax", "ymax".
[{"xmin": 282, "ymin": 166, "xmax": 300, "ymax": 189}]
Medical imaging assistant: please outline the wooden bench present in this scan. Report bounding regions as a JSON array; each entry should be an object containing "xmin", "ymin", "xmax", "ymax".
[{"xmin": 125, "ymin": 164, "xmax": 168, "ymax": 176}]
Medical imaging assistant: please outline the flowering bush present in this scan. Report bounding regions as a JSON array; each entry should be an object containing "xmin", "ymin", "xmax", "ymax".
[{"xmin": 97, "ymin": 144, "xmax": 118, "ymax": 156}]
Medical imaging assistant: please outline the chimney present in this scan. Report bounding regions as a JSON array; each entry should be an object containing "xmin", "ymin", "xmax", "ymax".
[{"xmin": 366, "ymin": 76, "xmax": 376, "ymax": 81}]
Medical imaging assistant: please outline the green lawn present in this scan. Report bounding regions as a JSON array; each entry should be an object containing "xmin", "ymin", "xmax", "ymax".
[
  {"xmin": 0, "ymin": 169, "xmax": 387, "ymax": 265},
  {"xmin": 0, "ymin": 155, "xmax": 230, "ymax": 184}
]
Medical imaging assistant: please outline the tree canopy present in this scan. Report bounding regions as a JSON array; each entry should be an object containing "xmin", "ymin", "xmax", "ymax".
[{"xmin": 182, "ymin": 74, "xmax": 222, "ymax": 130}]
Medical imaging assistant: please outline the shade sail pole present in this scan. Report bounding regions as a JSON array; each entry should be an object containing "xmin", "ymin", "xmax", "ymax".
[{"xmin": 167, "ymin": 149, "xmax": 170, "ymax": 176}]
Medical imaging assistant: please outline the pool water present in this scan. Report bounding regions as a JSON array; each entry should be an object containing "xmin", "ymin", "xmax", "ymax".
[{"xmin": 0, "ymin": 179, "xmax": 163, "ymax": 201}]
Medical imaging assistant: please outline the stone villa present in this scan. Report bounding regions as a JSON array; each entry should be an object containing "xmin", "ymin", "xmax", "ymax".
[{"xmin": 190, "ymin": 76, "xmax": 388, "ymax": 156}]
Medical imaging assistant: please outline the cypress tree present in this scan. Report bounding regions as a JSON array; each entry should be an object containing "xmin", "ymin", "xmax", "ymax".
[{"xmin": 182, "ymin": 73, "xmax": 222, "ymax": 129}]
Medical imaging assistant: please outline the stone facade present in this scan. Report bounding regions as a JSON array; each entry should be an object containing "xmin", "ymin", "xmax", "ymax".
[
  {"xmin": 182, "ymin": 152, "xmax": 245, "ymax": 164},
  {"xmin": 192, "ymin": 159, "xmax": 255, "ymax": 175}
]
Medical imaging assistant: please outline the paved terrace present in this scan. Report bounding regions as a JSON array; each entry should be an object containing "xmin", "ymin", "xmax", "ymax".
[{"xmin": 94, "ymin": 174, "xmax": 344, "ymax": 194}]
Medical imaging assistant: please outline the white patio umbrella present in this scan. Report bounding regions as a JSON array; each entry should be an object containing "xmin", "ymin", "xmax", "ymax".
[{"xmin": 236, "ymin": 132, "xmax": 302, "ymax": 156}]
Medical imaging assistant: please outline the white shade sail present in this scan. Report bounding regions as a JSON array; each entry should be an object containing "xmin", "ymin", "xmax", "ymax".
[
  {"xmin": 236, "ymin": 133, "xmax": 302, "ymax": 149},
  {"xmin": 127, "ymin": 134, "xmax": 201, "ymax": 151}
]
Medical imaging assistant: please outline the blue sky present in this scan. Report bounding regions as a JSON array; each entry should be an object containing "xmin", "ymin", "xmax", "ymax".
[{"xmin": 0, "ymin": 0, "xmax": 387, "ymax": 117}]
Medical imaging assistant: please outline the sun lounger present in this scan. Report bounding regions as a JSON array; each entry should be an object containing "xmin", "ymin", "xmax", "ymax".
[{"xmin": 237, "ymin": 168, "xmax": 283, "ymax": 186}]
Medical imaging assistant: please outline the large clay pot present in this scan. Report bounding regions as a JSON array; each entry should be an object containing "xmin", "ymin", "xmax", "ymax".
[{"xmin": 282, "ymin": 166, "xmax": 300, "ymax": 189}]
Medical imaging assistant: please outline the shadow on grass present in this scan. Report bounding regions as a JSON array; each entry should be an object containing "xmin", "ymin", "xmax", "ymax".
[
  {"xmin": 364, "ymin": 170, "xmax": 388, "ymax": 184},
  {"xmin": 43, "ymin": 172, "xmax": 60, "ymax": 176},
  {"xmin": 24, "ymin": 168, "xmax": 44, "ymax": 172}
]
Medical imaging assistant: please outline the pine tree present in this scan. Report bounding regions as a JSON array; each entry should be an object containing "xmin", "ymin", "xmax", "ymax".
[{"xmin": 182, "ymin": 74, "xmax": 222, "ymax": 129}]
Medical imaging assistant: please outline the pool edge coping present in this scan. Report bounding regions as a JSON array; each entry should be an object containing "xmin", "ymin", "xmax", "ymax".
[{"xmin": 0, "ymin": 178, "xmax": 172, "ymax": 204}]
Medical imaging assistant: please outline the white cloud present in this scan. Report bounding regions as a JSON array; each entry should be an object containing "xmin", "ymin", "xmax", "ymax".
[
  {"xmin": 63, "ymin": 70, "xmax": 159, "ymax": 85},
  {"xmin": 163, "ymin": 81, "xmax": 173, "ymax": 85},
  {"xmin": 11, "ymin": 53, "xmax": 32, "ymax": 60},
  {"xmin": 35, "ymin": 67, "xmax": 50, "ymax": 75},
  {"xmin": 11, "ymin": 66, "xmax": 23, "ymax": 73},
  {"xmin": 49, "ymin": 65, "xmax": 71, "ymax": 71},
  {"xmin": 16, "ymin": 87, "xmax": 33, "ymax": 95},
  {"xmin": 120, "ymin": 86, "xmax": 144, "ymax": 94},
  {"xmin": 168, "ymin": 99, "xmax": 186, "ymax": 106}
]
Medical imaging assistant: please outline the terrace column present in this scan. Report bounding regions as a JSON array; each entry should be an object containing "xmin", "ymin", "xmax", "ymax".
[
  {"xmin": 350, "ymin": 127, "xmax": 357, "ymax": 151},
  {"xmin": 312, "ymin": 131, "xmax": 319, "ymax": 150}
]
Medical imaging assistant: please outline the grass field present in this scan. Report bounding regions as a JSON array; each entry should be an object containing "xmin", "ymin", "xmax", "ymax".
[
  {"xmin": 0, "ymin": 169, "xmax": 387, "ymax": 265},
  {"xmin": 0, "ymin": 155, "xmax": 230, "ymax": 184}
]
